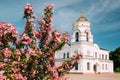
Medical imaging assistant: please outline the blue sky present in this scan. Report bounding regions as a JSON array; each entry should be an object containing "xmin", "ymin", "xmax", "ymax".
[{"xmin": 0, "ymin": 0, "xmax": 120, "ymax": 51}]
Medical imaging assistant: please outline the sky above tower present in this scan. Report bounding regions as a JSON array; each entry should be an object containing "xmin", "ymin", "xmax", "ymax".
[{"xmin": 0, "ymin": 0, "xmax": 120, "ymax": 51}]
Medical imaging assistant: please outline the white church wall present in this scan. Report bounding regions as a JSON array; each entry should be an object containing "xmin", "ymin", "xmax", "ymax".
[
  {"xmin": 81, "ymin": 58, "xmax": 95, "ymax": 73},
  {"xmin": 55, "ymin": 44, "xmax": 71, "ymax": 59}
]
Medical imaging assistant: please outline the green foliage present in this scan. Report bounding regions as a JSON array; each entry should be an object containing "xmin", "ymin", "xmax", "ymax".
[{"xmin": 110, "ymin": 47, "xmax": 120, "ymax": 72}]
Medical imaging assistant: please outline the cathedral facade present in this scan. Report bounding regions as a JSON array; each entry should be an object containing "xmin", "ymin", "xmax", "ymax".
[{"xmin": 55, "ymin": 15, "xmax": 114, "ymax": 74}]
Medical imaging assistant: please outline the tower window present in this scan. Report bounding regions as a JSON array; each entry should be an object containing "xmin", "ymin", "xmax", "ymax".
[
  {"xmin": 86, "ymin": 32, "xmax": 89, "ymax": 42},
  {"xmin": 75, "ymin": 32, "xmax": 79, "ymax": 42}
]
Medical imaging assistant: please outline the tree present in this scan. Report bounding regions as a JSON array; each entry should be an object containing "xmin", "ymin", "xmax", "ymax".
[
  {"xmin": 0, "ymin": 3, "xmax": 82, "ymax": 80},
  {"xmin": 110, "ymin": 47, "xmax": 120, "ymax": 72}
]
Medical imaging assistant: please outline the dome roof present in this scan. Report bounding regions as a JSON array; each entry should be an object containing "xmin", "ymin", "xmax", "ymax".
[{"xmin": 76, "ymin": 16, "xmax": 88, "ymax": 22}]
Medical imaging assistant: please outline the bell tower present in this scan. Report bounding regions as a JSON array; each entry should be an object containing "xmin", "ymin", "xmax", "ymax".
[{"xmin": 71, "ymin": 12, "xmax": 93, "ymax": 43}]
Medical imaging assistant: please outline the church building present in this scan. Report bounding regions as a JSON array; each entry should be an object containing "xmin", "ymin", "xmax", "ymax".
[{"xmin": 55, "ymin": 14, "xmax": 114, "ymax": 74}]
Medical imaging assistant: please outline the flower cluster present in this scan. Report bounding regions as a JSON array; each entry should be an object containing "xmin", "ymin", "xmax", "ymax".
[
  {"xmin": 0, "ymin": 71, "xmax": 6, "ymax": 80},
  {"xmin": 23, "ymin": 3, "xmax": 35, "ymax": 21},
  {"xmin": 34, "ymin": 30, "xmax": 42, "ymax": 39},
  {"xmin": 18, "ymin": 33, "xmax": 32, "ymax": 45},
  {"xmin": 0, "ymin": 22, "xmax": 17, "ymax": 49},
  {"xmin": 3, "ymin": 48, "xmax": 11, "ymax": 57},
  {"xmin": 0, "ymin": 22, "xmax": 17, "ymax": 38},
  {"xmin": 0, "ymin": 3, "xmax": 82, "ymax": 80}
]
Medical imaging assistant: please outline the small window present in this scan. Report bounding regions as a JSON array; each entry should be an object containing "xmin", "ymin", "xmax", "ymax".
[
  {"xmin": 99, "ymin": 54, "xmax": 101, "ymax": 59},
  {"xmin": 105, "ymin": 55, "xmax": 107, "ymax": 60},
  {"xmin": 95, "ymin": 52, "xmax": 97, "ymax": 59},
  {"xmin": 67, "ymin": 52, "xmax": 69, "ymax": 58},
  {"xmin": 102, "ymin": 64, "xmax": 104, "ymax": 70},
  {"xmin": 75, "ymin": 32, "xmax": 79, "ymax": 42},
  {"xmin": 75, "ymin": 63, "xmax": 78, "ymax": 70},
  {"xmin": 63, "ymin": 53, "xmax": 65, "ymax": 59},
  {"xmin": 102, "ymin": 54, "xmax": 104, "ymax": 59},
  {"xmin": 74, "ymin": 50, "xmax": 78, "ymax": 54},
  {"xmin": 87, "ymin": 62, "xmax": 90, "ymax": 70},
  {"xmin": 105, "ymin": 64, "xmax": 107, "ymax": 70}
]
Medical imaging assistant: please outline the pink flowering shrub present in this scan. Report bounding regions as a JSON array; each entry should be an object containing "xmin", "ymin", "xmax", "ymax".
[{"xmin": 0, "ymin": 3, "xmax": 82, "ymax": 80}]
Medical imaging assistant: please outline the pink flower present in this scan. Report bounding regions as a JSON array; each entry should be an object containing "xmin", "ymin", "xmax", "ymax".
[
  {"xmin": 41, "ymin": 19, "xmax": 45, "ymax": 25},
  {"xmin": 42, "ymin": 13, "xmax": 45, "ymax": 17},
  {"xmin": 13, "ymin": 61, "xmax": 19, "ymax": 65},
  {"xmin": 0, "ymin": 22, "xmax": 17, "ymax": 38},
  {"xmin": 0, "ymin": 71, "xmax": 6, "ymax": 80},
  {"xmin": 19, "ymin": 48, "xmax": 24, "ymax": 53},
  {"xmin": 54, "ymin": 30, "xmax": 61, "ymax": 43},
  {"xmin": 11, "ymin": 68, "xmax": 20, "ymax": 73},
  {"xmin": 49, "ymin": 15, "xmax": 53, "ymax": 21},
  {"xmin": 55, "ymin": 37, "xmax": 61, "ymax": 43},
  {"xmin": 30, "ymin": 70, "xmax": 36, "ymax": 76},
  {"xmin": 22, "ymin": 41, "xmax": 29, "ymax": 45},
  {"xmin": 35, "ymin": 30, "xmax": 42, "ymax": 39},
  {"xmin": 26, "ymin": 47, "xmax": 32, "ymax": 54},
  {"xmin": 21, "ymin": 33, "xmax": 32, "ymax": 45},
  {"xmin": 13, "ymin": 74, "xmax": 25, "ymax": 80},
  {"xmin": 79, "ymin": 52, "xmax": 83, "ymax": 57},
  {"xmin": 52, "ymin": 70, "xmax": 58, "ymax": 79},
  {"xmin": 28, "ymin": 18, "xmax": 34, "ymax": 22},
  {"xmin": 15, "ymin": 49, "xmax": 21, "ymax": 55},
  {"xmin": 0, "ymin": 62, "xmax": 6, "ymax": 68},
  {"xmin": 45, "ymin": 4, "xmax": 54, "ymax": 10},
  {"xmin": 25, "ymin": 3, "xmax": 33, "ymax": 11},
  {"xmin": 12, "ymin": 29, "xmax": 18, "ymax": 37},
  {"xmin": 28, "ymin": 6, "xmax": 33, "ymax": 11},
  {"xmin": 31, "ymin": 14, "xmax": 36, "ymax": 18},
  {"xmin": 37, "ymin": 18, "xmax": 41, "ymax": 23},
  {"xmin": 47, "ymin": 24, "xmax": 52, "ymax": 31},
  {"xmin": 3, "ymin": 48, "xmax": 11, "ymax": 57},
  {"xmin": 48, "ymin": 31, "xmax": 52, "ymax": 39}
]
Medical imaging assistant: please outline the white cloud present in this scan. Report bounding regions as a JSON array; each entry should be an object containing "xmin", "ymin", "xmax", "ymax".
[{"xmin": 86, "ymin": 0, "xmax": 120, "ymax": 22}]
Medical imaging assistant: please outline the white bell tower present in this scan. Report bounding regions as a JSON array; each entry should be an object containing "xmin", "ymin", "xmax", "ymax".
[{"xmin": 71, "ymin": 12, "xmax": 93, "ymax": 43}]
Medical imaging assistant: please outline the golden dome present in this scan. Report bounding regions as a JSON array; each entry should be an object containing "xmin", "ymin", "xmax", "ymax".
[{"xmin": 76, "ymin": 16, "xmax": 88, "ymax": 22}]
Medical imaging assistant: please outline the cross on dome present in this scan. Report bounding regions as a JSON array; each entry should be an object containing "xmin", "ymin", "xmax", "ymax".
[
  {"xmin": 76, "ymin": 10, "xmax": 88, "ymax": 22},
  {"xmin": 80, "ymin": 10, "xmax": 83, "ymax": 17}
]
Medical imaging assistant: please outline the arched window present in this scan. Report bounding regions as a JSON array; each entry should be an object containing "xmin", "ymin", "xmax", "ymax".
[
  {"xmin": 105, "ymin": 55, "xmax": 107, "ymax": 60},
  {"xmin": 67, "ymin": 52, "xmax": 69, "ymax": 58},
  {"xmin": 75, "ymin": 32, "xmax": 79, "ymax": 42},
  {"xmin": 86, "ymin": 32, "xmax": 89, "ymax": 42},
  {"xmin": 63, "ymin": 53, "xmax": 65, "ymax": 59},
  {"xmin": 75, "ymin": 63, "xmax": 78, "ymax": 70},
  {"xmin": 87, "ymin": 62, "xmax": 90, "ymax": 70},
  {"xmin": 105, "ymin": 64, "xmax": 107, "ymax": 70},
  {"xmin": 102, "ymin": 54, "xmax": 104, "ymax": 59},
  {"xmin": 102, "ymin": 64, "xmax": 104, "ymax": 70},
  {"xmin": 95, "ymin": 52, "xmax": 97, "ymax": 59}
]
